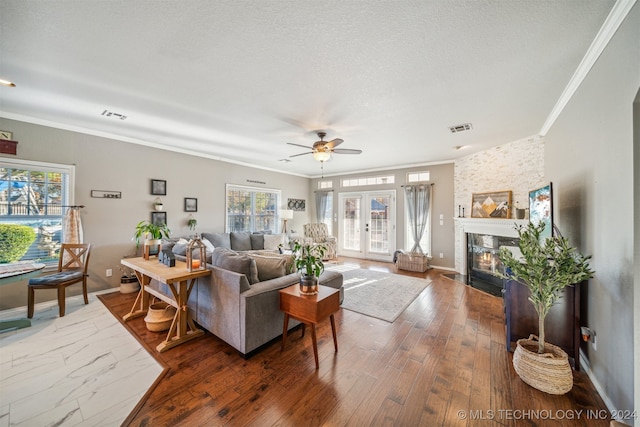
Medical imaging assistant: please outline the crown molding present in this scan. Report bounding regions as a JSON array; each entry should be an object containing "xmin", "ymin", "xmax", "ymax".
[{"xmin": 540, "ymin": 0, "xmax": 637, "ymax": 136}]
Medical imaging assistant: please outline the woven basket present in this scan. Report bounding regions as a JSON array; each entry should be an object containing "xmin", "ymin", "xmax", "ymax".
[
  {"xmin": 144, "ymin": 301, "xmax": 176, "ymax": 332},
  {"xmin": 395, "ymin": 252, "xmax": 430, "ymax": 272},
  {"xmin": 512, "ymin": 335, "xmax": 573, "ymax": 395}
]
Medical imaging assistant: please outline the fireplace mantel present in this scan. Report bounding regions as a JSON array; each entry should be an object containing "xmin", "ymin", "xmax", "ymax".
[{"xmin": 454, "ymin": 218, "xmax": 529, "ymax": 274}]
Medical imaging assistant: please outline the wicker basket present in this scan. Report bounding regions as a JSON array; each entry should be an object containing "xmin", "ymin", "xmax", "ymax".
[
  {"xmin": 395, "ymin": 252, "xmax": 430, "ymax": 272},
  {"xmin": 144, "ymin": 301, "xmax": 177, "ymax": 332},
  {"xmin": 512, "ymin": 335, "xmax": 573, "ymax": 395}
]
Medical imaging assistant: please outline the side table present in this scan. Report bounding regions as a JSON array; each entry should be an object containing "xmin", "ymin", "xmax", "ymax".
[{"xmin": 279, "ymin": 284, "xmax": 340, "ymax": 369}]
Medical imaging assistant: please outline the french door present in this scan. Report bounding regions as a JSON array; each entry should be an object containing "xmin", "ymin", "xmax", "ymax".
[{"xmin": 338, "ymin": 191, "xmax": 396, "ymax": 261}]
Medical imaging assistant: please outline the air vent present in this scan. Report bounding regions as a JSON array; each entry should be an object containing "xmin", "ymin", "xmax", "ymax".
[
  {"xmin": 101, "ymin": 110, "xmax": 128, "ymax": 120},
  {"xmin": 449, "ymin": 123, "xmax": 472, "ymax": 133}
]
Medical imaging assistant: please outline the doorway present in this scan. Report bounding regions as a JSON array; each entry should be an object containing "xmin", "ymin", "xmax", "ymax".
[{"xmin": 338, "ymin": 191, "xmax": 396, "ymax": 261}]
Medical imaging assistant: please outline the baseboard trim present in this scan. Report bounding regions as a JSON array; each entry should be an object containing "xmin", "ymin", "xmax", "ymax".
[{"xmin": 579, "ymin": 349, "xmax": 620, "ymax": 421}]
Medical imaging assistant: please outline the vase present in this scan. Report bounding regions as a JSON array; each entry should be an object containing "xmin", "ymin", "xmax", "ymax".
[
  {"xmin": 512, "ymin": 335, "xmax": 573, "ymax": 395},
  {"xmin": 299, "ymin": 274, "xmax": 318, "ymax": 295}
]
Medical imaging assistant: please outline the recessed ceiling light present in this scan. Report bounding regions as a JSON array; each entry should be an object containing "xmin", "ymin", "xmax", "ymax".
[{"xmin": 0, "ymin": 79, "xmax": 16, "ymax": 87}]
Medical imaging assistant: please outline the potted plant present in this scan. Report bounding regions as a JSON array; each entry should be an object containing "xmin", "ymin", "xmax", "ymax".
[
  {"xmin": 292, "ymin": 241, "xmax": 326, "ymax": 295},
  {"xmin": 498, "ymin": 221, "xmax": 594, "ymax": 394},
  {"xmin": 187, "ymin": 215, "xmax": 197, "ymax": 231},
  {"xmin": 133, "ymin": 220, "xmax": 171, "ymax": 258}
]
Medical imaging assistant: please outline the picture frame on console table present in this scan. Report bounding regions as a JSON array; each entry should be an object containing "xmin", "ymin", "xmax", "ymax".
[{"xmin": 471, "ymin": 191, "xmax": 512, "ymax": 219}]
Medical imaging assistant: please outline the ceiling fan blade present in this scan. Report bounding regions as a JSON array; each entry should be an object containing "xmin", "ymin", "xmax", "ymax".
[
  {"xmin": 287, "ymin": 142, "xmax": 314, "ymax": 150},
  {"xmin": 325, "ymin": 138, "xmax": 344, "ymax": 149},
  {"xmin": 289, "ymin": 151, "xmax": 314, "ymax": 158},
  {"xmin": 333, "ymin": 148, "xmax": 362, "ymax": 154}
]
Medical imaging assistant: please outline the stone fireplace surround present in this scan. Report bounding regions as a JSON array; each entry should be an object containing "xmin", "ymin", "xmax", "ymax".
[{"xmin": 454, "ymin": 218, "xmax": 529, "ymax": 275}]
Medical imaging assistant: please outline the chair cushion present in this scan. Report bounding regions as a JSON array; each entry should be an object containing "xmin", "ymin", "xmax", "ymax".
[{"xmin": 29, "ymin": 271, "xmax": 84, "ymax": 286}]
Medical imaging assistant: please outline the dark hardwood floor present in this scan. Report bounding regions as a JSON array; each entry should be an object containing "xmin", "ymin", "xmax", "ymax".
[{"xmin": 99, "ymin": 257, "xmax": 610, "ymax": 427}]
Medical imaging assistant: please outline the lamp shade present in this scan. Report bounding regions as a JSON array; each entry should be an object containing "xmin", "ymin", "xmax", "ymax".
[{"xmin": 281, "ymin": 209, "xmax": 294, "ymax": 220}]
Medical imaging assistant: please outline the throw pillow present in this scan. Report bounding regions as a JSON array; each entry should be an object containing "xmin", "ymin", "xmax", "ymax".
[
  {"xmin": 250, "ymin": 233, "xmax": 264, "ymax": 250},
  {"xmin": 211, "ymin": 248, "xmax": 259, "ymax": 284},
  {"xmin": 230, "ymin": 232, "xmax": 252, "ymax": 251},
  {"xmin": 171, "ymin": 238, "xmax": 190, "ymax": 256},
  {"xmin": 263, "ymin": 233, "xmax": 286, "ymax": 250},
  {"xmin": 202, "ymin": 232, "xmax": 231, "ymax": 249},
  {"xmin": 250, "ymin": 254, "xmax": 287, "ymax": 281}
]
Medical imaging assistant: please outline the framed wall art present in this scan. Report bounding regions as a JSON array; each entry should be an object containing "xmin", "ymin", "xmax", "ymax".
[
  {"xmin": 184, "ymin": 197, "xmax": 198, "ymax": 212},
  {"xmin": 151, "ymin": 179, "xmax": 166, "ymax": 195},
  {"xmin": 287, "ymin": 198, "xmax": 306, "ymax": 212},
  {"xmin": 471, "ymin": 190, "xmax": 512, "ymax": 219},
  {"xmin": 529, "ymin": 183, "xmax": 553, "ymax": 241},
  {"xmin": 151, "ymin": 211, "xmax": 167, "ymax": 226}
]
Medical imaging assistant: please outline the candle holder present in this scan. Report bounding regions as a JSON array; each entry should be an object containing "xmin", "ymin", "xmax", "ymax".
[{"xmin": 186, "ymin": 234, "xmax": 206, "ymax": 272}]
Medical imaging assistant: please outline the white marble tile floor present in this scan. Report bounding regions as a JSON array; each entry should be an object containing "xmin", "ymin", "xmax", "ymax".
[{"xmin": 0, "ymin": 291, "xmax": 163, "ymax": 427}]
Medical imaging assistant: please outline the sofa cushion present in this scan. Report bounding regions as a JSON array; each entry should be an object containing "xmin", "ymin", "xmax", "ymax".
[
  {"xmin": 263, "ymin": 233, "xmax": 286, "ymax": 250},
  {"xmin": 171, "ymin": 238, "xmax": 190, "ymax": 255},
  {"xmin": 250, "ymin": 254, "xmax": 287, "ymax": 281},
  {"xmin": 250, "ymin": 233, "xmax": 264, "ymax": 250},
  {"xmin": 202, "ymin": 232, "xmax": 231, "ymax": 249},
  {"xmin": 172, "ymin": 237, "xmax": 214, "ymax": 260},
  {"xmin": 230, "ymin": 232, "xmax": 252, "ymax": 251},
  {"xmin": 211, "ymin": 247, "xmax": 259, "ymax": 284}
]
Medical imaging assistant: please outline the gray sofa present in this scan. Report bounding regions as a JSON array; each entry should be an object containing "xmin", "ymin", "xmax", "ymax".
[{"xmin": 162, "ymin": 238, "xmax": 344, "ymax": 356}]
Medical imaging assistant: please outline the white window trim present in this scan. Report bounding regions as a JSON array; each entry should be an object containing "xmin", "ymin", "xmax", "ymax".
[{"xmin": 225, "ymin": 183, "xmax": 282, "ymax": 233}]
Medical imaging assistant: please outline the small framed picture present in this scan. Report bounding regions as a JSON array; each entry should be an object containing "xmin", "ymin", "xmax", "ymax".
[
  {"xmin": 151, "ymin": 179, "xmax": 166, "ymax": 195},
  {"xmin": 184, "ymin": 197, "xmax": 198, "ymax": 212},
  {"xmin": 151, "ymin": 211, "xmax": 167, "ymax": 226}
]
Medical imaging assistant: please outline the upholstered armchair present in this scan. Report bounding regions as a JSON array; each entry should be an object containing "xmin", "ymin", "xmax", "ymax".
[{"xmin": 303, "ymin": 223, "xmax": 337, "ymax": 260}]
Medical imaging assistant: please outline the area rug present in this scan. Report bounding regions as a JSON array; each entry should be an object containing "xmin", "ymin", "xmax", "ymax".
[{"xmin": 326, "ymin": 265, "xmax": 430, "ymax": 322}]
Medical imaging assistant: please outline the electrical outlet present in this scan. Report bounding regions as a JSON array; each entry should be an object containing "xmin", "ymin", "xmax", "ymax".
[
  {"xmin": 439, "ymin": 253, "xmax": 444, "ymax": 259},
  {"xmin": 106, "ymin": 269, "xmax": 112, "ymax": 277},
  {"xmin": 592, "ymin": 333, "xmax": 597, "ymax": 351}
]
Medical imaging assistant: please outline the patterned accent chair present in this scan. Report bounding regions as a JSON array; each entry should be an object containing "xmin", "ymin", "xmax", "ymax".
[{"xmin": 303, "ymin": 223, "xmax": 337, "ymax": 260}]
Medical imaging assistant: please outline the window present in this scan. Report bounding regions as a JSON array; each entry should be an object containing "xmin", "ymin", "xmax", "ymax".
[
  {"xmin": 226, "ymin": 184, "xmax": 281, "ymax": 233},
  {"xmin": 407, "ymin": 171, "xmax": 430, "ymax": 183},
  {"xmin": 318, "ymin": 180, "xmax": 333, "ymax": 189},
  {"xmin": 341, "ymin": 174, "xmax": 395, "ymax": 187},
  {"xmin": 0, "ymin": 159, "xmax": 75, "ymax": 263}
]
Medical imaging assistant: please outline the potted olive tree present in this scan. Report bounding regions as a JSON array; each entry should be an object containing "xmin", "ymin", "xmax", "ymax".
[
  {"xmin": 292, "ymin": 241, "xmax": 326, "ymax": 295},
  {"xmin": 498, "ymin": 221, "xmax": 594, "ymax": 394}
]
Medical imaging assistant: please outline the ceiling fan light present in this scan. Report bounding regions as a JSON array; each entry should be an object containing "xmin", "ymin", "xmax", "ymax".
[{"xmin": 313, "ymin": 151, "xmax": 331, "ymax": 162}]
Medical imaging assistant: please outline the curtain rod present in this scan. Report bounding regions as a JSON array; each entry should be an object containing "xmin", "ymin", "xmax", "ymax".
[
  {"xmin": 313, "ymin": 189, "xmax": 334, "ymax": 192},
  {"xmin": 57, "ymin": 205, "xmax": 85, "ymax": 208},
  {"xmin": 400, "ymin": 183, "xmax": 434, "ymax": 187}
]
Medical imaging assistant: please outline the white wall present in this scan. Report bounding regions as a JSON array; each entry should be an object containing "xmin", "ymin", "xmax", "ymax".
[
  {"xmin": 0, "ymin": 118, "xmax": 311, "ymax": 310},
  {"xmin": 544, "ymin": 2, "xmax": 638, "ymax": 417}
]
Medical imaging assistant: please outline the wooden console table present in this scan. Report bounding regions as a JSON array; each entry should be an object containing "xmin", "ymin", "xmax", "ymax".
[
  {"xmin": 121, "ymin": 257, "xmax": 210, "ymax": 352},
  {"xmin": 279, "ymin": 284, "xmax": 340, "ymax": 369}
]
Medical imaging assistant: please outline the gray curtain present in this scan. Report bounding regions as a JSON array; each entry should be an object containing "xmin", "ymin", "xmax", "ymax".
[
  {"xmin": 404, "ymin": 184, "xmax": 431, "ymax": 254},
  {"xmin": 315, "ymin": 191, "xmax": 331, "ymax": 223}
]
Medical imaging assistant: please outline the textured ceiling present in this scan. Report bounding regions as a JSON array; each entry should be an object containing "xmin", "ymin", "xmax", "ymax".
[{"xmin": 0, "ymin": 1, "xmax": 616, "ymax": 177}]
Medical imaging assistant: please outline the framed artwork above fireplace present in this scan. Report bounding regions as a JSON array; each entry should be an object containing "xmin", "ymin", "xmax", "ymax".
[{"xmin": 471, "ymin": 190, "xmax": 512, "ymax": 219}]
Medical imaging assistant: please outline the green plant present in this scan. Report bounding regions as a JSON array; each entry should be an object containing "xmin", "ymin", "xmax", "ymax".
[
  {"xmin": 498, "ymin": 221, "xmax": 594, "ymax": 354},
  {"xmin": 133, "ymin": 220, "xmax": 171, "ymax": 247},
  {"xmin": 0, "ymin": 224, "xmax": 36, "ymax": 263},
  {"xmin": 187, "ymin": 218, "xmax": 197, "ymax": 231},
  {"xmin": 292, "ymin": 241, "xmax": 326, "ymax": 277}
]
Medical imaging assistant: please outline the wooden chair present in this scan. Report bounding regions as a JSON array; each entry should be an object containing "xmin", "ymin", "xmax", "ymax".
[{"xmin": 28, "ymin": 243, "xmax": 92, "ymax": 318}]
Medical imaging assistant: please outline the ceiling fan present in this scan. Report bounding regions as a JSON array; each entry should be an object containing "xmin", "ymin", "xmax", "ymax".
[{"xmin": 287, "ymin": 131, "xmax": 362, "ymax": 163}]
